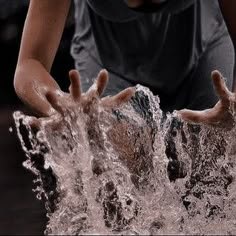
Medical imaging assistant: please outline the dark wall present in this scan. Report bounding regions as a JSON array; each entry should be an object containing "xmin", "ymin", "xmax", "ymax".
[
  {"xmin": 0, "ymin": 0, "xmax": 75, "ymax": 109},
  {"xmin": 0, "ymin": 1, "xmax": 75, "ymax": 234}
]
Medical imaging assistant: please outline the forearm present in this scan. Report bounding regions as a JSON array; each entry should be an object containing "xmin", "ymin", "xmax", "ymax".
[
  {"xmin": 14, "ymin": 59, "xmax": 60, "ymax": 116},
  {"xmin": 17, "ymin": 0, "xmax": 71, "ymax": 71},
  {"xmin": 218, "ymin": 0, "xmax": 236, "ymax": 92},
  {"xmin": 14, "ymin": 0, "xmax": 71, "ymax": 116},
  {"xmin": 14, "ymin": 59, "xmax": 60, "ymax": 95}
]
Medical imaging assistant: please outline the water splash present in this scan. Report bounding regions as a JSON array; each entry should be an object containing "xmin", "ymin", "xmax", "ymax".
[{"xmin": 13, "ymin": 85, "xmax": 236, "ymax": 235}]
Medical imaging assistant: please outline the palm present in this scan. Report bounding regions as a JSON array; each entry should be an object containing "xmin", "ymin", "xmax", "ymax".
[
  {"xmin": 29, "ymin": 69, "xmax": 135, "ymax": 128},
  {"xmin": 178, "ymin": 70, "xmax": 236, "ymax": 128}
]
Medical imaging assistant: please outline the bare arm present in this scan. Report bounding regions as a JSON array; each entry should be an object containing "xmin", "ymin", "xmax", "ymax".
[
  {"xmin": 218, "ymin": 0, "xmax": 236, "ymax": 92},
  {"xmin": 14, "ymin": 0, "xmax": 71, "ymax": 116}
]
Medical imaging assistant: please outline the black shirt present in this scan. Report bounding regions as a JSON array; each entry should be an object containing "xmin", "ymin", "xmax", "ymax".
[{"xmin": 71, "ymin": 0, "xmax": 228, "ymax": 110}]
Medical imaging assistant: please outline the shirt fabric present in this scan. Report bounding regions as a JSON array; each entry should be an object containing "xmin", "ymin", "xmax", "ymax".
[{"xmin": 71, "ymin": 0, "xmax": 233, "ymax": 111}]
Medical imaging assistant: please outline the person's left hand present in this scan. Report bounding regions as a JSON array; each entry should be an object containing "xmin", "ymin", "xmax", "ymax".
[{"xmin": 177, "ymin": 70, "xmax": 236, "ymax": 129}]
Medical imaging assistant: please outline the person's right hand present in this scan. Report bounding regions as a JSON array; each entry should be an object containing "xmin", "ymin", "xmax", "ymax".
[
  {"xmin": 14, "ymin": 63, "xmax": 62, "ymax": 117},
  {"xmin": 24, "ymin": 69, "xmax": 135, "ymax": 128}
]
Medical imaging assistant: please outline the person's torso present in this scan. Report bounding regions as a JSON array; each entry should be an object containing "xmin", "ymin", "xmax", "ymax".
[{"xmin": 71, "ymin": 0, "xmax": 227, "ymax": 96}]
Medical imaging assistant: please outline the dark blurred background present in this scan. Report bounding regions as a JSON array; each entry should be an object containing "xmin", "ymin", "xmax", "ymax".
[{"xmin": 0, "ymin": 1, "xmax": 75, "ymax": 234}]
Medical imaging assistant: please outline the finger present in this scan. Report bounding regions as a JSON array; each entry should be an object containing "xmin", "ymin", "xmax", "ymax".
[
  {"xmin": 85, "ymin": 69, "xmax": 109, "ymax": 99},
  {"xmin": 101, "ymin": 87, "xmax": 135, "ymax": 108},
  {"xmin": 177, "ymin": 108, "xmax": 216, "ymax": 124},
  {"xmin": 112, "ymin": 87, "xmax": 135, "ymax": 106},
  {"xmin": 46, "ymin": 91, "xmax": 64, "ymax": 115},
  {"xmin": 96, "ymin": 69, "xmax": 109, "ymax": 96},
  {"xmin": 212, "ymin": 70, "xmax": 230, "ymax": 102},
  {"xmin": 69, "ymin": 69, "xmax": 81, "ymax": 101}
]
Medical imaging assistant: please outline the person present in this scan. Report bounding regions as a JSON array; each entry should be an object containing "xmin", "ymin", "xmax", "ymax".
[
  {"xmin": 13, "ymin": 0, "xmax": 236, "ymax": 127},
  {"xmin": 12, "ymin": 1, "xmax": 236, "ymax": 232}
]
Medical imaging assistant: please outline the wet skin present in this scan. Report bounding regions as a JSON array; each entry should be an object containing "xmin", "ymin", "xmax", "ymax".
[{"xmin": 28, "ymin": 69, "xmax": 236, "ymax": 190}]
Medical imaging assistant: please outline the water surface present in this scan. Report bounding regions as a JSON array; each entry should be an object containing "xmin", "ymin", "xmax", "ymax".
[{"xmin": 14, "ymin": 85, "xmax": 236, "ymax": 235}]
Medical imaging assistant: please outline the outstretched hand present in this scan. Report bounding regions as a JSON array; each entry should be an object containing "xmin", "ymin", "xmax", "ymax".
[
  {"xmin": 29, "ymin": 69, "xmax": 135, "ymax": 128},
  {"xmin": 177, "ymin": 70, "xmax": 236, "ymax": 129}
]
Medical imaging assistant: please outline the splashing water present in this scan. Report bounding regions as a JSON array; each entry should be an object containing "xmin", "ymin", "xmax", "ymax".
[{"xmin": 13, "ymin": 85, "xmax": 236, "ymax": 235}]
